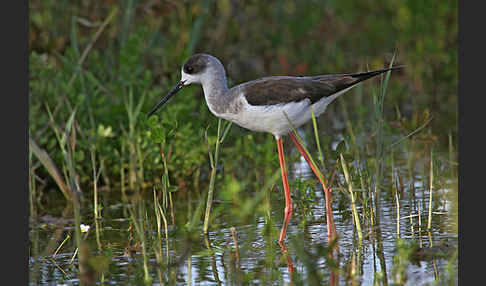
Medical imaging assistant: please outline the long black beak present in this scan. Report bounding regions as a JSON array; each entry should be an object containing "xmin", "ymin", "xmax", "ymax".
[{"xmin": 148, "ymin": 80, "xmax": 185, "ymax": 117}]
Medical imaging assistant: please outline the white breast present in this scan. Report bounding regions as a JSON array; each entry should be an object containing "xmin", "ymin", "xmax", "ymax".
[{"xmin": 218, "ymin": 94, "xmax": 315, "ymax": 138}]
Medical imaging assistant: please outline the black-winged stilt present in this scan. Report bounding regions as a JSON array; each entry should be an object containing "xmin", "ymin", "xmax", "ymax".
[{"xmin": 149, "ymin": 53, "xmax": 401, "ymax": 244}]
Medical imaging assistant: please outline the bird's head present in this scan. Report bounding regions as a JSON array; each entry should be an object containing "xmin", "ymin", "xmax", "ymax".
[{"xmin": 148, "ymin": 53, "xmax": 224, "ymax": 117}]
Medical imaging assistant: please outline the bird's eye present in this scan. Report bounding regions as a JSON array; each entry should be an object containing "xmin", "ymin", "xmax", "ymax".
[{"xmin": 186, "ymin": 66, "xmax": 194, "ymax": 73}]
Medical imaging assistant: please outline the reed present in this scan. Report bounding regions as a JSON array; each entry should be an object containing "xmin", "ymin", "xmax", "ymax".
[
  {"xmin": 123, "ymin": 88, "xmax": 146, "ymax": 190},
  {"xmin": 418, "ymin": 203, "xmax": 423, "ymax": 248},
  {"xmin": 395, "ymin": 181, "xmax": 401, "ymax": 238},
  {"xmin": 427, "ymin": 149, "xmax": 434, "ymax": 230},
  {"xmin": 310, "ymin": 107, "xmax": 325, "ymax": 170},
  {"xmin": 340, "ymin": 154, "xmax": 363, "ymax": 243},
  {"xmin": 230, "ymin": 227, "xmax": 241, "ymax": 266},
  {"xmin": 203, "ymin": 118, "xmax": 232, "ymax": 234},
  {"xmin": 448, "ymin": 130, "xmax": 456, "ymax": 178},
  {"xmin": 127, "ymin": 199, "xmax": 152, "ymax": 284},
  {"xmin": 187, "ymin": 255, "xmax": 192, "ymax": 286},
  {"xmin": 90, "ymin": 149, "xmax": 102, "ymax": 220},
  {"xmin": 152, "ymin": 188, "xmax": 165, "ymax": 284},
  {"xmin": 391, "ymin": 150, "xmax": 401, "ymax": 238},
  {"xmin": 372, "ymin": 53, "xmax": 396, "ymax": 212},
  {"xmin": 28, "ymin": 147, "xmax": 37, "ymax": 219},
  {"xmin": 153, "ymin": 188, "xmax": 169, "ymax": 262},
  {"xmin": 52, "ymin": 234, "xmax": 71, "ymax": 259},
  {"xmin": 43, "ymin": 105, "xmax": 85, "ymax": 279}
]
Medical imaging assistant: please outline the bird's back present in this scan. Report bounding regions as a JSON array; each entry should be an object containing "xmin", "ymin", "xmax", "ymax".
[{"xmin": 235, "ymin": 66, "xmax": 401, "ymax": 107}]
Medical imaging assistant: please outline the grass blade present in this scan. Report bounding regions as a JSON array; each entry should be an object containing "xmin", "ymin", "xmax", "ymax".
[{"xmin": 29, "ymin": 137, "xmax": 73, "ymax": 201}]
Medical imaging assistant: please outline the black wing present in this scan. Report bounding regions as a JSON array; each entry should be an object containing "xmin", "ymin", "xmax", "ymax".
[{"xmin": 241, "ymin": 66, "xmax": 402, "ymax": 106}]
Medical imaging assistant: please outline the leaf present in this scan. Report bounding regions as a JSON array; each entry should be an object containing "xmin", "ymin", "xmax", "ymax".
[
  {"xmin": 61, "ymin": 109, "xmax": 77, "ymax": 147},
  {"xmin": 150, "ymin": 127, "xmax": 165, "ymax": 144},
  {"xmin": 29, "ymin": 137, "xmax": 72, "ymax": 201},
  {"xmin": 147, "ymin": 114, "xmax": 159, "ymax": 128}
]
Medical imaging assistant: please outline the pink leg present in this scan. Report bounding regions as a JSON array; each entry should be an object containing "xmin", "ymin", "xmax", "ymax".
[
  {"xmin": 277, "ymin": 138, "xmax": 292, "ymax": 244},
  {"xmin": 288, "ymin": 132, "xmax": 336, "ymax": 241},
  {"xmin": 279, "ymin": 241, "xmax": 295, "ymax": 278}
]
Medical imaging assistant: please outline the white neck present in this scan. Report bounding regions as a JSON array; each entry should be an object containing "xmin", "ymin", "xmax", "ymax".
[{"xmin": 200, "ymin": 65, "xmax": 231, "ymax": 115}]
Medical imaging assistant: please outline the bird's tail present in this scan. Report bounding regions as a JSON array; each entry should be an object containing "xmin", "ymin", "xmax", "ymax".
[
  {"xmin": 347, "ymin": 65, "xmax": 404, "ymax": 84},
  {"xmin": 311, "ymin": 65, "xmax": 404, "ymax": 112}
]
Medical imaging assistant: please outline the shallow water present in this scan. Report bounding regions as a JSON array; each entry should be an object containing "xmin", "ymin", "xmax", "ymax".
[
  {"xmin": 29, "ymin": 156, "xmax": 457, "ymax": 286},
  {"xmin": 29, "ymin": 125, "xmax": 458, "ymax": 285}
]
